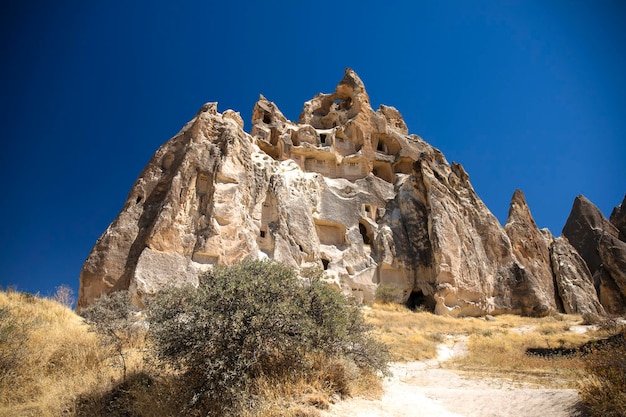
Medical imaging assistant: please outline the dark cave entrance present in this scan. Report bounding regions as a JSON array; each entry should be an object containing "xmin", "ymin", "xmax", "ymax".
[
  {"xmin": 406, "ymin": 290, "xmax": 436, "ymax": 312},
  {"xmin": 359, "ymin": 222, "xmax": 371, "ymax": 245}
]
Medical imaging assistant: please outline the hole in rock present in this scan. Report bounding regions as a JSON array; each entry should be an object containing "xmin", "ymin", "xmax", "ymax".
[
  {"xmin": 359, "ymin": 222, "xmax": 371, "ymax": 245},
  {"xmin": 321, "ymin": 259, "xmax": 330, "ymax": 270},
  {"xmin": 406, "ymin": 290, "xmax": 436, "ymax": 312},
  {"xmin": 320, "ymin": 133, "xmax": 328, "ymax": 144},
  {"xmin": 260, "ymin": 230, "xmax": 266, "ymax": 238},
  {"xmin": 263, "ymin": 113, "xmax": 272, "ymax": 124},
  {"xmin": 135, "ymin": 196, "xmax": 142, "ymax": 204}
]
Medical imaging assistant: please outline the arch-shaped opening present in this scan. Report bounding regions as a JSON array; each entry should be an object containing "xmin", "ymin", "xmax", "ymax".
[
  {"xmin": 406, "ymin": 290, "xmax": 436, "ymax": 312},
  {"xmin": 359, "ymin": 221, "xmax": 372, "ymax": 245},
  {"xmin": 321, "ymin": 258, "xmax": 330, "ymax": 270}
]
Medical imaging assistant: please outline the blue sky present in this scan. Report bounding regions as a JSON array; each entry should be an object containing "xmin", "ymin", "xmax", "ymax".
[{"xmin": 1, "ymin": 1, "xmax": 624, "ymax": 299}]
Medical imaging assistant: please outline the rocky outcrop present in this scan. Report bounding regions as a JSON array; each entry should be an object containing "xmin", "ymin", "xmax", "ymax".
[
  {"xmin": 504, "ymin": 190, "xmax": 557, "ymax": 316},
  {"xmin": 550, "ymin": 236, "xmax": 605, "ymax": 316},
  {"xmin": 77, "ymin": 69, "xmax": 612, "ymax": 316},
  {"xmin": 563, "ymin": 195, "xmax": 626, "ymax": 314},
  {"xmin": 610, "ymin": 195, "xmax": 626, "ymax": 241}
]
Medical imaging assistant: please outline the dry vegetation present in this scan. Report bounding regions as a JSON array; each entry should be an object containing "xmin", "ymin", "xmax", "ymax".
[
  {"xmin": 0, "ymin": 290, "xmax": 110, "ymax": 417},
  {"xmin": 1, "ymin": 286, "xmax": 624, "ymax": 416},
  {"xmin": 366, "ymin": 303, "xmax": 609, "ymax": 388}
]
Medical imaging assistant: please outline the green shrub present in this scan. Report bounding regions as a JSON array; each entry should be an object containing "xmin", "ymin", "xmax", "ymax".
[
  {"xmin": 374, "ymin": 284, "xmax": 403, "ymax": 304},
  {"xmin": 148, "ymin": 260, "xmax": 388, "ymax": 416}
]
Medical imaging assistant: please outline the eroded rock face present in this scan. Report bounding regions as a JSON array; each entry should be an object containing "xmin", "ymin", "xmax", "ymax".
[
  {"xmin": 550, "ymin": 237, "xmax": 605, "ymax": 316},
  {"xmin": 563, "ymin": 195, "xmax": 626, "ymax": 314},
  {"xmin": 77, "ymin": 69, "xmax": 611, "ymax": 316},
  {"xmin": 504, "ymin": 190, "xmax": 557, "ymax": 316}
]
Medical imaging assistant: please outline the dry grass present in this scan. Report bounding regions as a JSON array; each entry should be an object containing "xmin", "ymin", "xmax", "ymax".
[
  {"xmin": 0, "ymin": 289, "xmax": 383, "ymax": 417},
  {"xmin": 366, "ymin": 303, "xmax": 595, "ymax": 388},
  {"xmin": 0, "ymin": 290, "xmax": 114, "ymax": 417},
  {"xmin": 2, "ymin": 290, "xmax": 617, "ymax": 415}
]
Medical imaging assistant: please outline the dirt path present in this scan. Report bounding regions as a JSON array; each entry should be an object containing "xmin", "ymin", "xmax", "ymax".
[{"xmin": 321, "ymin": 336, "xmax": 579, "ymax": 417}]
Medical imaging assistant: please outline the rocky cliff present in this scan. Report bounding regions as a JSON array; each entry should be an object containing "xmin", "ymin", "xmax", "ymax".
[
  {"xmin": 78, "ymin": 69, "xmax": 614, "ymax": 317},
  {"xmin": 563, "ymin": 195, "xmax": 626, "ymax": 314}
]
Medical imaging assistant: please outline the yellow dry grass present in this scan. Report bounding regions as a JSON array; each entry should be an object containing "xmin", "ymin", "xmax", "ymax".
[
  {"xmin": 0, "ymin": 290, "xmax": 115, "ymax": 417},
  {"xmin": 366, "ymin": 303, "xmax": 595, "ymax": 388}
]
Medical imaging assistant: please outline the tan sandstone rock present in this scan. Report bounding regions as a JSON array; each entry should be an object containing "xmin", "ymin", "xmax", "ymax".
[{"xmin": 77, "ymin": 69, "xmax": 610, "ymax": 317}]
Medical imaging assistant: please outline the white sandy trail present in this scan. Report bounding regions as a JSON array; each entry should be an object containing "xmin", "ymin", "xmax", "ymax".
[{"xmin": 321, "ymin": 336, "xmax": 579, "ymax": 417}]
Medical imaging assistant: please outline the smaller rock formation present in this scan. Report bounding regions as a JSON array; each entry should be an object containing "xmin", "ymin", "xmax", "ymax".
[
  {"xmin": 610, "ymin": 195, "xmax": 626, "ymax": 241},
  {"xmin": 550, "ymin": 236, "xmax": 605, "ymax": 316},
  {"xmin": 504, "ymin": 190, "xmax": 557, "ymax": 316},
  {"xmin": 563, "ymin": 195, "xmax": 626, "ymax": 314}
]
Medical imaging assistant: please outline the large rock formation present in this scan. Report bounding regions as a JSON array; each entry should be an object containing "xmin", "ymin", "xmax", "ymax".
[
  {"xmin": 78, "ymin": 69, "xmax": 609, "ymax": 317},
  {"xmin": 563, "ymin": 195, "xmax": 626, "ymax": 314}
]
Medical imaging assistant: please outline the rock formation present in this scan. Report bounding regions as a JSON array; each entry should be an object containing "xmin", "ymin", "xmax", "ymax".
[
  {"xmin": 563, "ymin": 195, "xmax": 626, "ymax": 314},
  {"xmin": 78, "ymin": 69, "xmax": 610, "ymax": 317}
]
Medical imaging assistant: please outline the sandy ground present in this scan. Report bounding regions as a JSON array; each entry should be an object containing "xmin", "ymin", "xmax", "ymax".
[{"xmin": 321, "ymin": 336, "xmax": 580, "ymax": 417}]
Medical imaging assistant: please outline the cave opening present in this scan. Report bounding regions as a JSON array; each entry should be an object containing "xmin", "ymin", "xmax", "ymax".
[
  {"xmin": 359, "ymin": 222, "xmax": 371, "ymax": 245},
  {"xmin": 321, "ymin": 258, "xmax": 330, "ymax": 270},
  {"xmin": 263, "ymin": 112, "xmax": 272, "ymax": 124},
  {"xmin": 406, "ymin": 290, "xmax": 436, "ymax": 312}
]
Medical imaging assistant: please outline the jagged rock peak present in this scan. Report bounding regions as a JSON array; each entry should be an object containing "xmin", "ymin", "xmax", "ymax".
[
  {"xmin": 504, "ymin": 189, "xmax": 556, "ymax": 316},
  {"xmin": 506, "ymin": 189, "xmax": 538, "ymax": 229},
  {"xmin": 610, "ymin": 194, "xmax": 626, "ymax": 241}
]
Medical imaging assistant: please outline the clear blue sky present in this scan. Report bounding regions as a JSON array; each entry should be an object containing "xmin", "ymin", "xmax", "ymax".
[{"xmin": 1, "ymin": 1, "xmax": 624, "ymax": 299}]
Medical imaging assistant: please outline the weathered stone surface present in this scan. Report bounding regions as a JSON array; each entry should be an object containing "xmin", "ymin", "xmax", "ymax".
[
  {"xmin": 562, "ymin": 195, "xmax": 626, "ymax": 314},
  {"xmin": 78, "ymin": 69, "xmax": 613, "ymax": 316},
  {"xmin": 550, "ymin": 237, "xmax": 605, "ymax": 316},
  {"xmin": 610, "ymin": 194, "xmax": 626, "ymax": 241},
  {"xmin": 504, "ymin": 190, "xmax": 557, "ymax": 316}
]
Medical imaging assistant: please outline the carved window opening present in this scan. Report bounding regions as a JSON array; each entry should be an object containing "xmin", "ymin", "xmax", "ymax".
[
  {"xmin": 263, "ymin": 112, "xmax": 272, "ymax": 124},
  {"xmin": 260, "ymin": 230, "xmax": 266, "ymax": 238},
  {"xmin": 363, "ymin": 204, "xmax": 375, "ymax": 220},
  {"xmin": 320, "ymin": 133, "xmax": 328, "ymax": 145},
  {"xmin": 406, "ymin": 290, "xmax": 436, "ymax": 312}
]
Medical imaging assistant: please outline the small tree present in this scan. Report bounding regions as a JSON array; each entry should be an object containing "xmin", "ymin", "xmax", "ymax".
[
  {"xmin": 79, "ymin": 290, "xmax": 139, "ymax": 380},
  {"xmin": 148, "ymin": 260, "xmax": 388, "ymax": 415},
  {"xmin": 52, "ymin": 284, "xmax": 75, "ymax": 308}
]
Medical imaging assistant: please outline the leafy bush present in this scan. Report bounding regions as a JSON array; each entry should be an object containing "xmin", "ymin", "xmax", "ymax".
[
  {"xmin": 148, "ymin": 260, "xmax": 388, "ymax": 416},
  {"xmin": 375, "ymin": 284, "xmax": 403, "ymax": 304}
]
